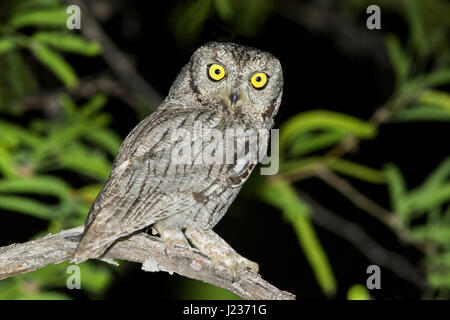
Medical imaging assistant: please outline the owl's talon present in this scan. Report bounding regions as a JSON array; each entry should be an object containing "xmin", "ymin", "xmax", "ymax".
[
  {"xmin": 208, "ymin": 251, "xmax": 259, "ymax": 281},
  {"xmin": 184, "ymin": 228, "xmax": 260, "ymax": 280},
  {"xmin": 154, "ymin": 225, "xmax": 190, "ymax": 256}
]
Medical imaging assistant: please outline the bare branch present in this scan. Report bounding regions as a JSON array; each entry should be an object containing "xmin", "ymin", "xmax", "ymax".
[
  {"xmin": 20, "ymin": 74, "xmax": 136, "ymax": 116},
  {"xmin": 297, "ymin": 190, "xmax": 425, "ymax": 288},
  {"xmin": 67, "ymin": 0, "xmax": 163, "ymax": 111},
  {"xmin": 315, "ymin": 168, "xmax": 395, "ymax": 226},
  {"xmin": 314, "ymin": 169, "xmax": 433, "ymax": 253},
  {"xmin": 0, "ymin": 226, "xmax": 295, "ymax": 300}
]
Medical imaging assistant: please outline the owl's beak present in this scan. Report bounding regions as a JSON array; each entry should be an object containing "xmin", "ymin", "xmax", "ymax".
[{"xmin": 229, "ymin": 91, "xmax": 240, "ymax": 107}]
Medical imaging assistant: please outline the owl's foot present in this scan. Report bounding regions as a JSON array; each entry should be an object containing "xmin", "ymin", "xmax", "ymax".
[
  {"xmin": 212, "ymin": 251, "xmax": 259, "ymax": 279},
  {"xmin": 153, "ymin": 225, "xmax": 191, "ymax": 254},
  {"xmin": 184, "ymin": 228, "xmax": 259, "ymax": 279}
]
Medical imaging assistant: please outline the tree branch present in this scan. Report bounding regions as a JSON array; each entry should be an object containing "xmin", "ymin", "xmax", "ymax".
[
  {"xmin": 68, "ymin": 0, "xmax": 163, "ymax": 111},
  {"xmin": 0, "ymin": 226, "xmax": 295, "ymax": 300},
  {"xmin": 297, "ymin": 190, "xmax": 425, "ymax": 288}
]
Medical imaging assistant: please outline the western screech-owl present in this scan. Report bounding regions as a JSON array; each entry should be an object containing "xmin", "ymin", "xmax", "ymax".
[{"xmin": 73, "ymin": 42, "xmax": 283, "ymax": 273}]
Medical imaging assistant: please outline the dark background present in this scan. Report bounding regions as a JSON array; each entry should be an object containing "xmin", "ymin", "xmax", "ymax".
[{"xmin": 1, "ymin": 0, "xmax": 449, "ymax": 300}]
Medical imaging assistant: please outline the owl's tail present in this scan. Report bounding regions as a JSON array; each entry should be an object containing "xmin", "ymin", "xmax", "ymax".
[{"xmin": 71, "ymin": 227, "xmax": 117, "ymax": 264}]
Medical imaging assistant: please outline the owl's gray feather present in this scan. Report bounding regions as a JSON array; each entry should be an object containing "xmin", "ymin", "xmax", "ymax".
[{"xmin": 72, "ymin": 42, "xmax": 283, "ymax": 263}]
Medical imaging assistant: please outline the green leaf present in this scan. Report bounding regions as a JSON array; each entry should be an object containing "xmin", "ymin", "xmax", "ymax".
[
  {"xmin": 0, "ymin": 279, "xmax": 21, "ymax": 299},
  {"xmin": 79, "ymin": 94, "xmax": 108, "ymax": 118},
  {"xmin": 213, "ymin": 0, "xmax": 234, "ymax": 21},
  {"xmin": 0, "ymin": 38, "xmax": 17, "ymax": 55},
  {"xmin": 428, "ymin": 272, "xmax": 450, "ymax": 290},
  {"xmin": 33, "ymin": 32, "xmax": 101, "ymax": 56},
  {"xmin": 260, "ymin": 180, "xmax": 337, "ymax": 296},
  {"xmin": 0, "ymin": 51, "xmax": 38, "ymax": 112},
  {"xmin": 231, "ymin": 0, "xmax": 273, "ymax": 37},
  {"xmin": 412, "ymin": 224, "xmax": 450, "ymax": 247},
  {"xmin": 0, "ymin": 176, "xmax": 71, "ymax": 199},
  {"xmin": 403, "ymin": 0, "xmax": 429, "ymax": 57},
  {"xmin": 0, "ymin": 119, "xmax": 42, "ymax": 147},
  {"xmin": 394, "ymin": 89, "xmax": 450, "ymax": 122},
  {"xmin": 59, "ymin": 93, "xmax": 77, "ymax": 116},
  {"xmin": 402, "ymin": 69, "xmax": 450, "ymax": 95},
  {"xmin": 384, "ymin": 164, "xmax": 409, "ymax": 219},
  {"xmin": 392, "ymin": 104, "xmax": 450, "ymax": 122},
  {"xmin": 176, "ymin": 277, "xmax": 240, "ymax": 300},
  {"xmin": 422, "ymin": 158, "xmax": 450, "ymax": 190},
  {"xmin": 56, "ymin": 143, "xmax": 112, "ymax": 180},
  {"xmin": 281, "ymin": 157, "xmax": 322, "ymax": 175},
  {"xmin": 33, "ymin": 113, "xmax": 110, "ymax": 163},
  {"xmin": 408, "ymin": 184, "xmax": 450, "ymax": 213},
  {"xmin": 17, "ymin": 261, "xmax": 67, "ymax": 287},
  {"xmin": 30, "ymin": 42, "xmax": 78, "ymax": 88},
  {"xmin": 8, "ymin": 9, "xmax": 67, "ymax": 28},
  {"xmin": 385, "ymin": 34, "xmax": 410, "ymax": 84},
  {"xmin": 418, "ymin": 90, "xmax": 450, "ymax": 111},
  {"xmin": 77, "ymin": 184, "xmax": 102, "ymax": 204},
  {"xmin": 328, "ymin": 159, "xmax": 387, "ymax": 184},
  {"xmin": 289, "ymin": 131, "xmax": 347, "ymax": 157},
  {"xmin": 78, "ymin": 262, "xmax": 113, "ymax": 293},
  {"xmin": 347, "ymin": 284, "xmax": 370, "ymax": 300},
  {"xmin": 170, "ymin": 0, "xmax": 212, "ymax": 47},
  {"xmin": 0, "ymin": 146, "xmax": 18, "ymax": 178},
  {"xmin": 0, "ymin": 195, "xmax": 57, "ymax": 219},
  {"xmin": 16, "ymin": 291, "xmax": 71, "ymax": 300},
  {"xmin": 280, "ymin": 111, "xmax": 377, "ymax": 151},
  {"xmin": 84, "ymin": 128, "xmax": 121, "ymax": 157}
]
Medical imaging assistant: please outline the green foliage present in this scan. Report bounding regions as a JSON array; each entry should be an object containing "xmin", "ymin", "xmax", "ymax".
[
  {"xmin": 175, "ymin": 278, "xmax": 240, "ymax": 300},
  {"xmin": 257, "ymin": 107, "xmax": 383, "ymax": 296},
  {"xmin": 0, "ymin": 261, "xmax": 113, "ymax": 300},
  {"xmin": 259, "ymin": 180, "xmax": 336, "ymax": 296},
  {"xmin": 169, "ymin": 0, "xmax": 273, "ymax": 47},
  {"xmin": 0, "ymin": 2, "xmax": 112, "ymax": 298},
  {"xmin": 0, "ymin": 0, "xmax": 449, "ymax": 300},
  {"xmin": 385, "ymin": 159, "xmax": 450, "ymax": 227},
  {"xmin": 385, "ymin": 160, "xmax": 450, "ymax": 290},
  {"xmin": 255, "ymin": 0, "xmax": 450, "ymax": 298},
  {"xmin": 280, "ymin": 110, "xmax": 376, "ymax": 157},
  {"xmin": 31, "ymin": 41, "xmax": 78, "ymax": 87},
  {"xmin": 347, "ymin": 284, "xmax": 370, "ymax": 300},
  {"xmin": 8, "ymin": 8, "xmax": 67, "ymax": 28},
  {"xmin": 32, "ymin": 32, "xmax": 101, "ymax": 56},
  {"xmin": 0, "ymin": 91, "xmax": 119, "ymax": 298},
  {"xmin": 0, "ymin": 0, "xmax": 101, "ymax": 112}
]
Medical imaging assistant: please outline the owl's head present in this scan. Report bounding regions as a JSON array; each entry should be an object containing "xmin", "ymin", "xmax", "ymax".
[{"xmin": 168, "ymin": 42, "xmax": 283, "ymax": 127}]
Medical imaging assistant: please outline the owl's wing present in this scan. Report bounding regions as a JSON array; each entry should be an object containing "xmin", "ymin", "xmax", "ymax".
[{"xmin": 73, "ymin": 106, "xmax": 224, "ymax": 262}]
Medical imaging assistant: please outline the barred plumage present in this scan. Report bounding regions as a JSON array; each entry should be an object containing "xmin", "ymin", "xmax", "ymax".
[{"xmin": 72, "ymin": 42, "xmax": 283, "ymax": 269}]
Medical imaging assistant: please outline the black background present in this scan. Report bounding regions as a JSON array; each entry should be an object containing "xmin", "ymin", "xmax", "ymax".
[{"xmin": 2, "ymin": 1, "xmax": 448, "ymax": 300}]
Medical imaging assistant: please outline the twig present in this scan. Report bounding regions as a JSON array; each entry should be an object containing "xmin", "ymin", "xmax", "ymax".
[
  {"xmin": 315, "ymin": 168, "xmax": 395, "ymax": 227},
  {"xmin": 21, "ymin": 74, "xmax": 136, "ymax": 115},
  {"xmin": 67, "ymin": 0, "xmax": 163, "ymax": 111},
  {"xmin": 297, "ymin": 190, "xmax": 425, "ymax": 288},
  {"xmin": 314, "ymin": 168, "xmax": 432, "ymax": 253},
  {"xmin": 0, "ymin": 226, "xmax": 295, "ymax": 300}
]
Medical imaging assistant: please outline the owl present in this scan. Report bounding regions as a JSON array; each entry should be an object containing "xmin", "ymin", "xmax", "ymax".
[{"xmin": 72, "ymin": 42, "xmax": 283, "ymax": 273}]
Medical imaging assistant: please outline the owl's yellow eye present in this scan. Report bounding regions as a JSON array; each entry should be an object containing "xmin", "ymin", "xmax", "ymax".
[
  {"xmin": 208, "ymin": 64, "xmax": 226, "ymax": 81},
  {"xmin": 250, "ymin": 72, "xmax": 268, "ymax": 89}
]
